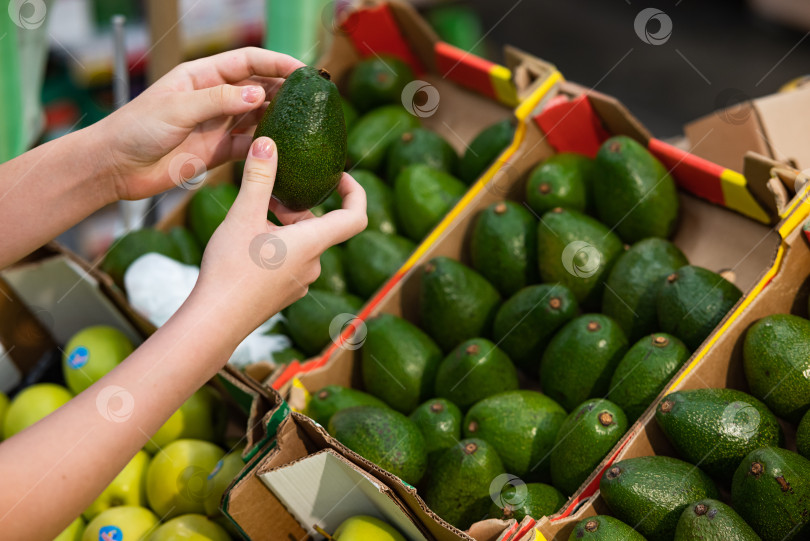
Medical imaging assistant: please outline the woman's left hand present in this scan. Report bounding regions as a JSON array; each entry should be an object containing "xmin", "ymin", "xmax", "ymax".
[{"xmin": 99, "ymin": 47, "xmax": 304, "ymax": 201}]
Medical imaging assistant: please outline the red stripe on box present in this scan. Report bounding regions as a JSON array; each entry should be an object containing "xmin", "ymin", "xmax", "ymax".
[
  {"xmin": 342, "ymin": 5, "xmax": 424, "ymax": 74},
  {"xmin": 648, "ymin": 138, "xmax": 726, "ymax": 206},
  {"xmin": 533, "ymin": 95, "xmax": 609, "ymax": 158},
  {"xmin": 435, "ymin": 41, "xmax": 498, "ymax": 100}
]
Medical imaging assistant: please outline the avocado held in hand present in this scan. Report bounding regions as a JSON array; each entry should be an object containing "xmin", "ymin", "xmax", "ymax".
[{"xmin": 254, "ymin": 66, "xmax": 346, "ymax": 210}]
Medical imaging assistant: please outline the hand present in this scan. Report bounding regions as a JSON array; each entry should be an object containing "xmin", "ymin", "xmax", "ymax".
[
  {"xmin": 98, "ymin": 47, "xmax": 305, "ymax": 201},
  {"xmin": 188, "ymin": 137, "xmax": 368, "ymax": 344}
]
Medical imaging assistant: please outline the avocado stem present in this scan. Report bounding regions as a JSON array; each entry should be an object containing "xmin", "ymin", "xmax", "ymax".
[
  {"xmin": 750, "ymin": 461, "xmax": 763, "ymax": 477},
  {"xmin": 667, "ymin": 273, "xmax": 678, "ymax": 283},
  {"xmin": 660, "ymin": 399, "xmax": 674, "ymax": 413},
  {"xmin": 586, "ymin": 321, "xmax": 601, "ymax": 332},
  {"xmin": 549, "ymin": 297, "xmax": 562, "ymax": 310},
  {"xmin": 584, "ymin": 520, "xmax": 599, "ymax": 532},
  {"xmin": 653, "ymin": 335, "xmax": 669, "ymax": 347},
  {"xmin": 606, "ymin": 466, "xmax": 621, "ymax": 480},
  {"xmin": 598, "ymin": 412, "xmax": 614, "ymax": 426},
  {"xmin": 464, "ymin": 442, "xmax": 478, "ymax": 454},
  {"xmin": 538, "ymin": 182, "xmax": 551, "ymax": 195},
  {"xmin": 494, "ymin": 203, "xmax": 508, "ymax": 214},
  {"xmin": 317, "ymin": 68, "xmax": 331, "ymax": 81},
  {"xmin": 694, "ymin": 503, "xmax": 708, "ymax": 516},
  {"xmin": 430, "ymin": 402, "xmax": 445, "ymax": 413}
]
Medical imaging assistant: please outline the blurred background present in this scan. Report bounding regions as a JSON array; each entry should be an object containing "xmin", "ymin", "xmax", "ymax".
[{"xmin": 3, "ymin": 0, "xmax": 809, "ymax": 256}]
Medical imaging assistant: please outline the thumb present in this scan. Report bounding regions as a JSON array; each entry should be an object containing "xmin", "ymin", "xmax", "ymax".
[
  {"xmin": 180, "ymin": 84, "xmax": 265, "ymax": 126},
  {"xmin": 232, "ymin": 137, "xmax": 278, "ymax": 219}
]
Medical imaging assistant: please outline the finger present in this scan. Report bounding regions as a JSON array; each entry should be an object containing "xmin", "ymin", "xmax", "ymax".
[
  {"xmin": 184, "ymin": 47, "xmax": 305, "ymax": 88},
  {"xmin": 300, "ymin": 173, "xmax": 368, "ymax": 246},
  {"xmin": 232, "ymin": 137, "xmax": 278, "ymax": 220},
  {"xmin": 269, "ymin": 198, "xmax": 317, "ymax": 225},
  {"xmin": 233, "ymin": 76, "xmax": 286, "ymax": 99},
  {"xmin": 178, "ymin": 84, "xmax": 266, "ymax": 128}
]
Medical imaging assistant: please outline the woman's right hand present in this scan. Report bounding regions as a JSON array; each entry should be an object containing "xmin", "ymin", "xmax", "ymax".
[{"xmin": 187, "ymin": 136, "xmax": 367, "ymax": 354}]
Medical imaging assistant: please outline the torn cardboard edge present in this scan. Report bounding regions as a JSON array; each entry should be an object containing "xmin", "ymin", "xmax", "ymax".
[{"xmin": 533, "ymin": 203, "xmax": 810, "ymax": 539}]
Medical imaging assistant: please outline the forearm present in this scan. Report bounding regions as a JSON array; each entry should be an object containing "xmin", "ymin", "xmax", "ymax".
[
  {"xmin": 0, "ymin": 124, "xmax": 118, "ymax": 268},
  {"xmin": 0, "ymin": 292, "xmax": 241, "ymax": 540}
]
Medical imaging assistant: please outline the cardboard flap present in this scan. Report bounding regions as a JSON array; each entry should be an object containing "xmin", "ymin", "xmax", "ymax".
[
  {"xmin": 503, "ymin": 45, "xmax": 558, "ymax": 102},
  {"xmin": 260, "ymin": 449, "xmax": 428, "ymax": 540}
]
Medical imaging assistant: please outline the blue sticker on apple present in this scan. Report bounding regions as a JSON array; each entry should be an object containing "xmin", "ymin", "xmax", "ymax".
[
  {"xmin": 67, "ymin": 346, "xmax": 89, "ymax": 369},
  {"xmin": 98, "ymin": 525, "xmax": 122, "ymax": 541},
  {"xmin": 208, "ymin": 458, "xmax": 224, "ymax": 479}
]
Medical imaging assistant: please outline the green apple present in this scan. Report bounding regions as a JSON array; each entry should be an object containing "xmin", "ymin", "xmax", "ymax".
[
  {"xmin": 146, "ymin": 439, "xmax": 225, "ymax": 519},
  {"xmin": 54, "ymin": 517, "xmax": 84, "ymax": 541},
  {"xmin": 331, "ymin": 516, "xmax": 407, "ymax": 541},
  {"xmin": 203, "ymin": 450, "xmax": 244, "ymax": 516},
  {"xmin": 82, "ymin": 506, "xmax": 158, "ymax": 541},
  {"xmin": 63, "ymin": 325, "xmax": 134, "ymax": 395},
  {"xmin": 147, "ymin": 514, "xmax": 230, "ymax": 541},
  {"xmin": 83, "ymin": 450, "xmax": 150, "ymax": 521},
  {"xmin": 2, "ymin": 383, "xmax": 72, "ymax": 439},
  {"xmin": 144, "ymin": 386, "xmax": 225, "ymax": 454},
  {"xmin": 0, "ymin": 390, "xmax": 9, "ymax": 440}
]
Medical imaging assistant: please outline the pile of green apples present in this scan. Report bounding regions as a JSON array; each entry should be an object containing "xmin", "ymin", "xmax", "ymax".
[{"xmin": 0, "ymin": 325, "xmax": 243, "ymax": 541}]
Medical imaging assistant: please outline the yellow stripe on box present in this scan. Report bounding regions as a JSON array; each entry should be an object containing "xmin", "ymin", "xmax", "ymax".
[
  {"xmin": 490, "ymin": 65, "xmax": 519, "ymax": 107},
  {"xmin": 289, "ymin": 377, "xmax": 311, "ymax": 413},
  {"xmin": 398, "ymin": 70, "xmax": 564, "ymax": 274},
  {"xmin": 719, "ymin": 169, "xmax": 770, "ymax": 224}
]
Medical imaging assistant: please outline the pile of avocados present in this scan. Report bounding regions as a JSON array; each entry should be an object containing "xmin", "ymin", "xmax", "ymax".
[
  {"xmin": 575, "ymin": 307, "xmax": 810, "ymax": 541},
  {"xmin": 302, "ymin": 132, "xmax": 755, "ymax": 533},
  {"xmin": 101, "ymin": 55, "xmax": 515, "ymax": 365}
]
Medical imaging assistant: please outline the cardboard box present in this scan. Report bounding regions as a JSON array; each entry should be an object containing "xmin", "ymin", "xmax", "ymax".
[
  {"xmin": 146, "ymin": 0, "xmax": 559, "ymax": 384},
  {"xmin": 530, "ymin": 195, "xmax": 810, "ymax": 540},
  {"xmin": 227, "ymin": 76, "xmax": 803, "ymax": 539}
]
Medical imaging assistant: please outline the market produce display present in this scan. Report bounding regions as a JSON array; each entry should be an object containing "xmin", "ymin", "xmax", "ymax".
[
  {"xmin": 0, "ymin": 325, "xmax": 244, "ymax": 541},
  {"xmin": 298, "ymin": 136, "xmax": 754, "ymax": 531}
]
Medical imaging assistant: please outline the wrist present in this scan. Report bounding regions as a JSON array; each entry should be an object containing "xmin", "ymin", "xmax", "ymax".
[{"xmin": 82, "ymin": 116, "xmax": 126, "ymax": 204}]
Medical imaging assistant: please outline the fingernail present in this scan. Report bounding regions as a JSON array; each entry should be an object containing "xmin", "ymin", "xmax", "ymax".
[
  {"xmin": 242, "ymin": 85, "xmax": 263, "ymax": 103},
  {"xmin": 252, "ymin": 137, "xmax": 275, "ymax": 159}
]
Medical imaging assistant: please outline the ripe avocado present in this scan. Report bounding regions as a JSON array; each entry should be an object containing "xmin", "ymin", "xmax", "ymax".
[
  {"xmin": 305, "ymin": 385, "xmax": 388, "ymax": 427},
  {"xmin": 393, "ymin": 164, "xmax": 466, "ymax": 242},
  {"xmin": 167, "ymin": 226, "xmax": 202, "ymax": 266},
  {"xmin": 419, "ymin": 257, "xmax": 501, "ymax": 352},
  {"xmin": 674, "ymin": 499, "xmax": 760, "ymax": 541},
  {"xmin": 101, "ymin": 228, "xmax": 183, "ymax": 288},
  {"xmin": 550, "ymin": 399, "xmax": 629, "ymax": 496},
  {"xmin": 361, "ymin": 314, "xmax": 443, "ymax": 414},
  {"xmin": 602, "ymin": 238, "xmax": 689, "ymax": 341},
  {"xmin": 593, "ymin": 135, "xmax": 679, "ymax": 243},
  {"xmin": 311, "ymin": 245, "xmax": 347, "ymax": 294},
  {"xmin": 254, "ymin": 66, "xmax": 346, "ymax": 210},
  {"xmin": 655, "ymin": 388, "xmax": 783, "ymax": 482},
  {"xmin": 567, "ymin": 516, "xmax": 646, "ymax": 540},
  {"xmin": 423, "ymin": 439, "xmax": 505, "ymax": 529},
  {"xmin": 657, "ymin": 265, "xmax": 742, "ymax": 351},
  {"xmin": 525, "ymin": 153, "xmax": 594, "ymax": 215},
  {"xmin": 731, "ymin": 446, "xmax": 810, "ymax": 541},
  {"xmin": 458, "ymin": 119, "xmax": 516, "ymax": 184},
  {"xmin": 351, "ymin": 169, "xmax": 397, "ymax": 235},
  {"xmin": 347, "ymin": 55, "xmax": 414, "ymax": 113},
  {"xmin": 539, "ymin": 314, "xmax": 629, "ymax": 412},
  {"xmin": 328, "ymin": 405, "xmax": 427, "ymax": 486},
  {"xmin": 600, "ymin": 455, "xmax": 719, "ymax": 541},
  {"xmin": 409, "ymin": 398, "xmax": 462, "ymax": 467},
  {"xmin": 492, "ymin": 284, "xmax": 579, "ymax": 373},
  {"xmin": 187, "ymin": 183, "xmax": 239, "ymax": 247},
  {"xmin": 488, "ymin": 482, "xmax": 566, "ymax": 522},
  {"xmin": 464, "ymin": 390, "xmax": 566, "ymax": 481},
  {"xmin": 284, "ymin": 290, "xmax": 363, "ymax": 356},
  {"xmin": 347, "ymin": 105, "xmax": 420, "ymax": 172},
  {"xmin": 536, "ymin": 208, "xmax": 623, "ymax": 308},
  {"xmin": 607, "ymin": 333, "xmax": 690, "ymax": 422},
  {"xmin": 743, "ymin": 314, "xmax": 810, "ymax": 422},
  {"xmin": 797, "ymin": 409, "xmax": 810, "ymax": 459},
  {"xmin": 344, "ymin": 231, "xmax": 415, "ymax": 299},
  {"xmin": 434, "ymin": 338, "xmax": 519, "ymax": 409},
  {"xmin": 470, "ymin": 201, "xmax": 538, "ymax": 297},
  {"xmin": 386, "ymin": 128, "xmax": 458, "ymax": 181}
]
